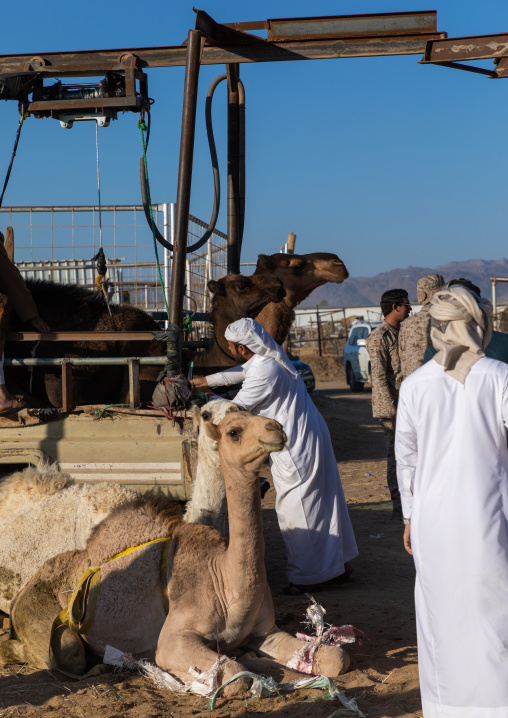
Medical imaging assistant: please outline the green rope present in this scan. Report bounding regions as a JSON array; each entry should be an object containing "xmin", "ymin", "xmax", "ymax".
[
  {"xmin": 183, "ymin": 313, "xmax": 192, "ymax": 345},
  {"xmin": 94, "ymin": 404, "xmax": 129, "ymax": 419},
  {"xmin": 139, "ymin": 119, "xmax": 170, "ymax": 320}
]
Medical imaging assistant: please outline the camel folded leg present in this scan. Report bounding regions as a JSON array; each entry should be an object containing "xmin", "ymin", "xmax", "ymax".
[
  {"xmin": 156, "ymin": 627, "xmax": 249, "ymax": 697},
  {"xmin": 246, "ymin": 627, "xmax": 350, "ymax": 677}
]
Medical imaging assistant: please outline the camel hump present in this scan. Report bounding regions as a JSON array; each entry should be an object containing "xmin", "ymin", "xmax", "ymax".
[
  {"xmin": 85, "ymin": 493, "xmax": 185, "ymax": 566},
  {"xmin": 0, "ymin": 462, "xmax": 74, "ymax": 503}
]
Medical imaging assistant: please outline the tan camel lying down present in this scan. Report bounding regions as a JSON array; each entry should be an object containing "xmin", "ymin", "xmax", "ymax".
[
  {"xmin": 2, "ymin": 411, "xmax": 349, "ymax": 694},
  {"xmin": 0, "ymin": 464, "xmax": 135, "ymax": 614}
]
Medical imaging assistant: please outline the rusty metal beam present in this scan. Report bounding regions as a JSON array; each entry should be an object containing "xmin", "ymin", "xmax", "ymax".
[
  {"xmin": 266, "ymin": 11, "xmax": 439, "ymax": 41},
  {"xmin": 424, "ymin": 61, "xmax": 497, "ymax": 77},
  {"xmin": 423, "ymin": 33, "xmax": 508, "ymax": 64},
  {"xmin": 495, "ymin": 57, "xmax": 508, "ymax": 78},
  {"xmin": 0, "ymin": 12, "xmax": 447, "ymax": 77}
]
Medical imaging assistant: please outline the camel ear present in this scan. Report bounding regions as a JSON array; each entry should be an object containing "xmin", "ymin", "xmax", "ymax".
[
  {"xmin": 203, "ymin": 421, "xmax": 221, "ymax": 442},
  {"xmin": 225, "ymin": 404, "xmax": 239, "ymax": 414},
  {"xmin": 208, "ymin": 280, "xmax": 225, "ymax": 296},
  {"xmin": 288, "ymin": 256, "xmax": 306, "ymax": 269},
  {"xmin": 256, "ymin": 254, "xmax": 277, "ymax": 272}
]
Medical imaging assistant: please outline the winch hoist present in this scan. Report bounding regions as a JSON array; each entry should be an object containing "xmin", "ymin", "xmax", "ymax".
[{"xmin": 0, "ymin": 65, "xmax": 150, "ymax": 128}]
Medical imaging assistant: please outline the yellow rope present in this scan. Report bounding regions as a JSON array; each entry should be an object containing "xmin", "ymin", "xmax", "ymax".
[{"xmin": 51, "ymin": 537, "xmax": 171, "ymax": 641}]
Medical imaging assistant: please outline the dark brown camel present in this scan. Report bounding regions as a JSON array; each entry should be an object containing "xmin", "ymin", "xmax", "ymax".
[
  {"xmin": 190, "ymin": 273, "xmax": 286, "ymax": 375},
  {"xmin": 3, "ymin": 274, "xmax": 284, "ymax": 407},
  {"xmin": 254, "ymin": 252, "xmax": 349, "ymax": 344}
]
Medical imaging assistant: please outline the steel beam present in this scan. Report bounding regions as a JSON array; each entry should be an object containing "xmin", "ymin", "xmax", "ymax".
[
  {"xmin": 423, "ymin": 33, "xmax": 508, "ymax": 64},
  {"xmin": 0, "ymin": 12, "xmax": 447, "ymax": 77},
  {"xmin": 265, "ymin": 11, "xmax": 439, "ymax": 41}
]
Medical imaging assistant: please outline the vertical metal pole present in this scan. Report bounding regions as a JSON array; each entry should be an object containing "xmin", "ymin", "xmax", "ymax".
[
  {"xmin": 167, "ymin": 29, "xmax": 202, "ymax": 377},
  {"xmin": 169, "ymin": 30, "xmax": 202, "ymax": 328},
  {"xmin": 316, "ymin": 306, "xmax": 322, "ymax": 357},
  {"xmin": 185, "ymin": 262, "xmax": 191, "ymax": 312},
  {"xmin": 204, "ymin": 239, "xmax": 212, "ymax": 313},
  {"xmin": 492, "ymin": 278, "xmax": 497, "ymax": 329},
  {"xmin": 227, "ymin": 64, "xmax": 240, "ymax": 274},
  {"xmin": 163, "ymin": 202, "xmax": 171, "ymax": 329}
]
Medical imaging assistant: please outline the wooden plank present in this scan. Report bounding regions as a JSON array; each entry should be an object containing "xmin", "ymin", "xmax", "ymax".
[
  {"xmin": 61, "ymin": 362, "xmax": 73, "ymax": 413},
  {"xmin": 60, "ymin": 462, "xmax": 181, "ymax": 471},
  {"xmin": 69, "ymin": 473, "xmax": 182, "ymax": 484},
  {"xmin": 128, "ymin": 358, "xmax": 140, "ymax": 410},
  {"xmin": 4, "ymin": 227, "xmax": 14, "ymax": 262}
]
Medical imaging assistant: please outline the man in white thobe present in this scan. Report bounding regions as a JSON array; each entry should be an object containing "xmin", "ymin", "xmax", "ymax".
[
  {"xmin": 193, "ymin": 318, "xmax": 358, "ymax": 593},
  {"xmin": 395, "ymin": 285, "xmax": 508, "ymax": 718}
]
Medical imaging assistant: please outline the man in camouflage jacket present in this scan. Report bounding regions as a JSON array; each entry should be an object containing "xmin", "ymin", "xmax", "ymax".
[
  {"xmin": 366, "ymin": 288, "xmax": 411, "ymax": 516},
  {"xmin": 399, "ymin": 274, "xmax": 444, "ymax": 380}
]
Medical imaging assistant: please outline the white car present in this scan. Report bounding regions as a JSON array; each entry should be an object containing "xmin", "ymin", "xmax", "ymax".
[{"xmin": 343, "ymin": 321, "xmax": 381, "ymax": 392}]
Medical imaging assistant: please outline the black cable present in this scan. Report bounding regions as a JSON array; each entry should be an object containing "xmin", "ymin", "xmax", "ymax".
[{"xmin": 0, "ymin": 115, "xmax": 26, "ymax": 209}]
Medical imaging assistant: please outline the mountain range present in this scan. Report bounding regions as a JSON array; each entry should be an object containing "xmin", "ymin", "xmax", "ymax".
[{"xmin": 301, "ymin": 258, "xmax": 508, "ymax": 308}]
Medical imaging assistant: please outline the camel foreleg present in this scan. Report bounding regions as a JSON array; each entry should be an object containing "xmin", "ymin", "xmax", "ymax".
[
  {"xmin": 156, "ymin": 627, "xmax": 249, "ymax": 697},
  {"xmin": 246, "ymin": 627, "xmax": 350, "ymax": 677}
]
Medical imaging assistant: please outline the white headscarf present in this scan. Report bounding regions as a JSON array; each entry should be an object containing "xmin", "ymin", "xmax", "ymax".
[
  {"xmin": 429, "ymin": 285, "xmax": 493, "ymax": 383},
  {"xmin": 224, "ymin": 318, "xmax": 298, "ymax": 377}
]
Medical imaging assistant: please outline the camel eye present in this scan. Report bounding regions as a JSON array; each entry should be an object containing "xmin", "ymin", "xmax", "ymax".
[
  {"xmin": 202, "ymin": 412, "xmax": 211, "ymax": 422},
  {"xmin": 237, "ymin": 284, "xmax": 247, "ymax": 291},
  {"xmin": 228, "ymin": 429, "xmax": 240, "ymax": 441}
]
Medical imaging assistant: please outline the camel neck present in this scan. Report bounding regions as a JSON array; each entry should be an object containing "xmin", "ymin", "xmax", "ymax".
[{"xmin": 221, "ymin": 463, "xmax": 266, "ymax": 586}]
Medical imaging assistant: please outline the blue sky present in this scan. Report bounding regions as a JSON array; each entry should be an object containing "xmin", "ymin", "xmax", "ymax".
[{"xmin": 0, "ymin": 1, "xmax": 507, "ymax": 277}]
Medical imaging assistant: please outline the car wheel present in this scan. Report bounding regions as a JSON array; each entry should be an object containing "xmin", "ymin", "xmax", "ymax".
[{"xmin": 347, "ymin": 364, "xmax": 364, "ymax": 393}]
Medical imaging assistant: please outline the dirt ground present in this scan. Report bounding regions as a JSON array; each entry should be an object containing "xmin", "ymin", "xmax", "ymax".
[{"xmin": 0, "ymin": 378, "xmax": 421, "ymax": 718}]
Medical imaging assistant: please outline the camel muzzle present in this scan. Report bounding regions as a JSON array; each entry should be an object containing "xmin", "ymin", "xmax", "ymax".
[{"xmin": 258, "ymin": 422, "xmax": 286, "ymax": 453}]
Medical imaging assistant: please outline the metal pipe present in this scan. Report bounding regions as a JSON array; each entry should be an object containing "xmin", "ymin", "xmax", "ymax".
[
  {"xmin": 238, "ymin": 78, "xmax": 245, "ymax": 255},
  {"xmin": 169, "ymin": 29, "xmax": 203, "ymax": 341},
  {"xmin": 227, "ymin": 63, "xmax": 240, "ymax": 274},
  {"xmin": 4, "ymin": 357, "xmax": 168, "ymax": 367},
  {"xmin": 163, "ymin": 202, "xmax": 171, "ymax": 329},
  {"xmin": 492, "ymin": 278, "xmax": 497, "ymax": 329}
]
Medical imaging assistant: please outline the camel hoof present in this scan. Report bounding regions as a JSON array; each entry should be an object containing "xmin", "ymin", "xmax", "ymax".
[
  {"xmin": 220, "ymin": 660, "xmax": 251, "ymax": 697},
  {"xmin": 315, "ymin": 645, "xmax": 350, "ymax": 676},
  {"xmin": 0, "ymin": 638, "xmax": 27, "ymax": 665}
]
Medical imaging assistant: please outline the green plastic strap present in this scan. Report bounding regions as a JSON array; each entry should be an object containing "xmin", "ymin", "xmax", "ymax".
[
  {"xmin": 138, "ymin": 119, "xmax": 170, "ymax": 321},
  {"xmin": 183, "ymin": 313, "xmax": 192, "ymax": 346},
  {"xmin": 94, "ymin": 403, "xmax": 129, "ymax": 418}
]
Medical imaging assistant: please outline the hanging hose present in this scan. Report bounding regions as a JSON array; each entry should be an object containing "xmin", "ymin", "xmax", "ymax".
[
  {"xmin": 139, "ymin": 118, "xmax": 170, "ymax": 321},
  {"xmin": 0, "ymin": 112, "xmax": 28, "ymax": 208},
  {"xmin": 139, "ymin": 73, "xmax": 227, "ymax": 253},
  {"xmin": 237, "ymin": 78, "xmax": 246, "ymax": 254}
]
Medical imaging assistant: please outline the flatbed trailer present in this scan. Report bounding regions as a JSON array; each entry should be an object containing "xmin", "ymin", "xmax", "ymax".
[{"xmin": 0, "ymin": 405, "xmax": 196, "ymax": 499}]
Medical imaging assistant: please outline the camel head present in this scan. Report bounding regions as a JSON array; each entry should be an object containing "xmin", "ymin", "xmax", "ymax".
[
  {"xmin": 204, "ymin": 411, "xmax": 286, "ymax": 475},
  {"xmin": 197, "ymin": 399, "xmax": 239, "ymax": 452},
  {"xmin": 208, "ymin": 273, "xmax": 285, "ymax": 321},
  {"xmin": 255, "ymin": 252, "xmax": 349, "ymax": 305}
]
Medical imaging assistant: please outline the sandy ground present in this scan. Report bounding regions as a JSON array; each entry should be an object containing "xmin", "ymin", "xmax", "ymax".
[{"xmin": 0, "ymin": 378, "xmax": 421, "ymax": 718}]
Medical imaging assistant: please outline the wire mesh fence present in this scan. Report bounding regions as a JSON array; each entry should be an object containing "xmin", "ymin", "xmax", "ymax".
[{"xmin": 0, "ymin": 204, "xmax": 228, "ymax": 319}]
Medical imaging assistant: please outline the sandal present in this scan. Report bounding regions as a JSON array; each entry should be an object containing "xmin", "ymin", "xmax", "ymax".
[{"xmin": 0, "ymin": 398, "xmax": 27, "ymax": 414}]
